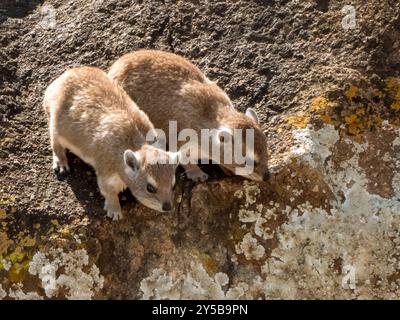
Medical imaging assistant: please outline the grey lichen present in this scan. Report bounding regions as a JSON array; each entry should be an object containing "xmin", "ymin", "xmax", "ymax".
[
  {"xmin": 140, "ymin": 261, "xmax": 257, "ymax": 299},
  {"xmin": 291, "ymin": 124, "xmax": 339, "ymax": 169},
  {"xmin": 259, "ymin": 124, "xmax": 400, "ymax": 299},
  {"xmin": 0, "ymin": 284, "xmax": 6, "ymax": 299},
  {"xmin": 235, "ymin": 233, "xmax": 265, "ymax": 261},
  {"xmin": 137, "ymin": 122, "xmax": 399, "ymax": 300},
  {"xmin": 28, "ymin": 248, "xmax": 104, "ymax": 299},
  {"xmin": 7, "ymin": 284, "xmax": 43, "ymax": 300}
]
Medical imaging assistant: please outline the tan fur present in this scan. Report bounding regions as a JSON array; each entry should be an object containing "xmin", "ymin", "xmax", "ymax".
[
  {"xmin": 43, "ymin": 66, "xmax": 179, "ymax": 219},
  {"xmin": 108, "ymin": 50, "xmax": 269, "ymax": 181}
]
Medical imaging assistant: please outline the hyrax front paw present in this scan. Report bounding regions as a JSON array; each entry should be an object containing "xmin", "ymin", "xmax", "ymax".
[
  {"xmin": 106, "ymin": 209, "xmax": 123, "ymax": 221},
  {"xmin": 104, "ymin": 201, "xmax": 123, "ymax": 221},
  {"xmin": 186, "ymin": 168, "xmax": 208, "ymax": 182},
  {"xmin": 52, "ymin": 156, "xmax": 70, "ymax": 174}
]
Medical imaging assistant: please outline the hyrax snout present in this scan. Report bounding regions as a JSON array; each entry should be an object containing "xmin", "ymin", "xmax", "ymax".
[
  {"xmin": 108, "ymin": 50, "xmax": 270, "ymax": 183},
  {"xmin": 43, "ymin": 66, "xmax": 180, "ymax": 220}
]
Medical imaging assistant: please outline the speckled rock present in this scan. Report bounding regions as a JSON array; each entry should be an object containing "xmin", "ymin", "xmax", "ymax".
[{"xmin": 0, "ymin": 0, "xmax": 399, "ymax": 299}]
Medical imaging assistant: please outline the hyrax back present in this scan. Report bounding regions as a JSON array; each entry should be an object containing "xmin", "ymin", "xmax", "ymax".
[
  {"xmin": 43, "ymin": 66, "xmax": 180, "ymax": 220},
  {"xmin": 108, "ymin": 50, "xmax": 270, "ymax": 182}
]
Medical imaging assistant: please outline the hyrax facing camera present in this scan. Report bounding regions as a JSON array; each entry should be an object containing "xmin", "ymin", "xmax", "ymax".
[{"xmin": 43, "ymin": 67, "xmax": 180, "ymax": 220}]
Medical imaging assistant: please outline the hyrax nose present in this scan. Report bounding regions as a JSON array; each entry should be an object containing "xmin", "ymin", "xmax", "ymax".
[
  {"xmin": 162, "ymin": 202, "xmax": 172, "ymax": 211},
  {"xmin": 263, "ymin": 171, "xmax": 271, "ymax": 181}
]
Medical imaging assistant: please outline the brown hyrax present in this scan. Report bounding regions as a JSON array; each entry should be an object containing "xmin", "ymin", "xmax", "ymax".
[
  {"xmin": 108, "ymin": 50, "xmax": 269, "ymax": 182},
  {"xmin": 43, "ymin": 66, "xmax": 180, "ymax": 220}
]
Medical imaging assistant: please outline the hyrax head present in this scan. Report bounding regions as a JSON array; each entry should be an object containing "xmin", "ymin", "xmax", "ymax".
[
  {"xmin": 214, "ymin": 108, "xmax": 270, "ymax": 182},
  {"xmin": 181, "ymin": 80, "xmax": 269, "ymax": 182},
  {"xmin": 122, "ymin": 145, "xmax": 180, "ymax": 212}
]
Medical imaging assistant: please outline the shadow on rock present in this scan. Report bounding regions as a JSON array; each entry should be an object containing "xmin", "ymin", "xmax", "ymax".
[{"xmin": 0, "ymin": 0, "xmax": 44, "ymax": 24}]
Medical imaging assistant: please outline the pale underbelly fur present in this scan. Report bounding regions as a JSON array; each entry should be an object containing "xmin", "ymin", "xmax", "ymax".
[{"xmin": 58, "ymin": 136, "xmax": 96, "ymax": 167}]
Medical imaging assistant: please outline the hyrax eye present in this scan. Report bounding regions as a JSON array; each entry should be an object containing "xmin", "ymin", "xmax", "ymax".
[{"xmin": 146, "ymin": 184, "xmax": 157, "ymax": 193}]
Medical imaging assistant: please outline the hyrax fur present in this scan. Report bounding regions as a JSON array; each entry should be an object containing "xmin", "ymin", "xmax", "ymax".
[
  {"xmin": 108, "ymin": 50, "xmax": 269, "ymax": 182},
  {"xmin": 43, "ymin": 66, "xmax": 180, "ymax": 220}
]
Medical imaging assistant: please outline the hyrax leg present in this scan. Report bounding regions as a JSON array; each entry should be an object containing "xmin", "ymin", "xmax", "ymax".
[
  {"xmin": 97, "ymin": 174, "xmax": 123, "ymax": 221},
  {"xmin": 183, "ymin": 164, "xmax": 208, "ymax": 182},
  {"xmin": 50, "ymin": 133, "xmax": 70, "ymax": 174}
]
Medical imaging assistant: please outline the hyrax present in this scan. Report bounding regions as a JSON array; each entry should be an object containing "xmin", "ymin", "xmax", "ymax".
[
  {"xmin": 43, "ymin": 67, "xmax": 180, "ymax": 220},
  {"xmin": 108, "ymin": 50, "xmax": 269, "ymax": 182}
]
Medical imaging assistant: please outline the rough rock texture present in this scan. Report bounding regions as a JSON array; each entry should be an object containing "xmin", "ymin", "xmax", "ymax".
[{"xmin": 0, "ymin": 0, "xmax": 399, "ymax": 299}]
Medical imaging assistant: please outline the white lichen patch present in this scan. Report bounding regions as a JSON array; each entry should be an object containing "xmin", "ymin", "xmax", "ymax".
[
  {"xmin": 140, "ymin": 261, "xmax": 261, "ymax": 299},
  {"xmin": 256, "ymin": 123, "xmax": 400, "ymax": 299},
  {"xmin": 2, "ymin": 259, "xmax": 11, "ymax": 271},
  {"xmin": 238, "ymin": 208, "xmax": 260, "ymax": 223},
  {"xmin": 393, "ymin": 129, "xmax": 400, "ymax": 146},
  {"xmin": 140, "ymin": 268, "xmax": 182, "ymax": 299},
  {"xmin": 235, "ymin": 233, "xmax": 265, "ymax": 260},
  {"xmin": 213, "ymin": 123, "xmax": 400, "ymax": 299},
  {"xmin": 255, "ymin": 206, "xmax": 280, "ymax": 240},
  {"xmin": 214, "ymin": 272, "xmax": 229, "ymax": 287},
  {"xmin": 393, "ymin": 172, "xmax": 400, "ymax": 198},
  {"xmin": 234, "ymin": 190, "xmax": 243, "ymax": 198},
  {"xmin": 254, "ymin": 217, "xmax": 273, "ymax": 240},
  {"xmin": 262, "ymin": 193, "xmax": 400, "ymax": 299},
  {"xmin": 0, "ymin": 284, "xmax": 6, "ymax": 299},
  {"xmin": 234, "ymin": 180, "xmax": 260, "ymax": 205},
  {"xmin": 7, "ymin": 284, "xmax": 43, "ymax": 300},
  {"xmin": 236, "ymin": 183, "xmax": 279, "ymax": 244},
  {"xmin": 291, "ymin": 124, "xmax": 339, "ymax": 168},
  {"xmin": 28, "ymin": 248, "xmax": 104, "ymax": 299},
  {"xmin": 88, "ymin": 102, "xmax": 399, "ymax": 301}
]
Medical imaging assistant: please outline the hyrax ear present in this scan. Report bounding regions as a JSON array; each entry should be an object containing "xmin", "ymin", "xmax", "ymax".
[
  {"xmin": 245, "ymin": 108, "xmax": 259, "ymax": 124},
  {"xmin": 124, "ymin": 149, "xmax": 141, "ymax": 172}
]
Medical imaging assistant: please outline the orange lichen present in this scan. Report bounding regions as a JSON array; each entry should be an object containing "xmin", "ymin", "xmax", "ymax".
[
  {"xmin": 8, "ymin": 262, "xmax": 29, "ymax": 283},
  {"xmin": 319, "ymin": 114, "xmax": 334, "ymax": 124},
  {"xmin": 311, "ymin": 96, "xmax": 330, "ymax": 112},
  {"xmin": 385, "ymin": 77, "xmax": 400, "ymax": 97},
  {"xmin": 309, "ymin": 96, "xmax": 335, "ymax": 124},
  {"xmin": 344, "ymin": 107, "xmax": 383, "ymax": 136},
  {"xmin": 0, "ymin": 195, "xmax": 16, "ymax": 205},
  {"xmin": 283, "ymin": 84, "xmax": 395, "ymax": 136},
  {"xmin": 19, "ymin": 235, "xmax": 36, "ymax": 248},
  {"xmin": 7, "ymin": 247, "xmax": 26, "ymax": 263},
  {"xmin": 385, "ymin": 77, "xmax": 400, "ymax": 111},
  {"xmin": 345, "ymin": 85, "xmax": 359, "ymax": 100},
  {"xmin": 0, "ymin": 231, "xmax": 41, "ymax": 283},
  {"xmin": 286, "ymin": 112, "xmax": 310, "ymax": 129},
  {"xmin": 345, "ymin": 114, "xmax": 362, "ymax": 135},
  {"xmin": 391, "ymin": 101, "xmax": 400, "ymax": 111},
  {"xmin": 0, "ymin": 232, "xmax": 13, "ymax": 256}
]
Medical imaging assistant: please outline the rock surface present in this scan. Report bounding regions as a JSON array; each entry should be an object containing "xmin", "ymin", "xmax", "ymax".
[{"xmin": 0, "ymin": 0, "xmax": 399, "ymax": 299}]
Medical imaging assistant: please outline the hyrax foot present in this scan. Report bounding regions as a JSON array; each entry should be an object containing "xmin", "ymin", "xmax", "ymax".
[
  {"xmin": 104, "ymin": 200, "xmax": 123, "ymax": 221},
  {"xmin": 185, "ymin": 166, "xmax": 208, "ymax": 182},
  {"xmin": 106, "ymin": 209, "xmax": 123, "ymax": 221},
  {"xmin": 52, "ymin": 155, "xmax": 70, "ymax": 174}
]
